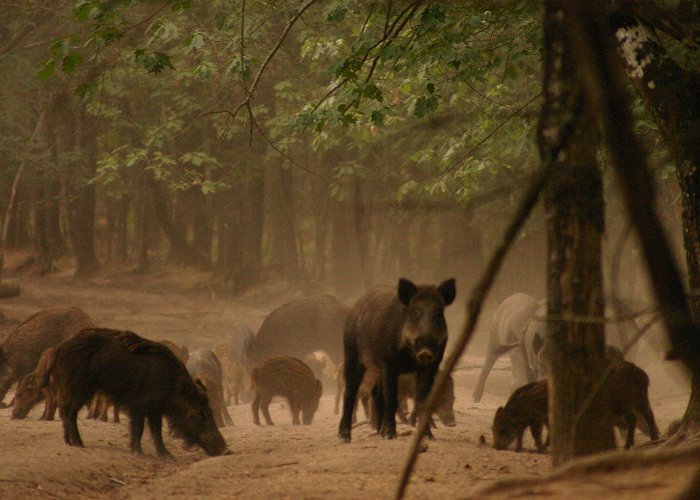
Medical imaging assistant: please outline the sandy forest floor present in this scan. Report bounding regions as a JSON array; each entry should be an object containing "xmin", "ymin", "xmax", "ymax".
[{"xmin": 0, "ymin": 270, "xmax": 697, "ymax": 499}]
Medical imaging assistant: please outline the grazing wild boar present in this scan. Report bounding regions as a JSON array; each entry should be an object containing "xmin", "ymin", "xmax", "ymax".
[
  {"xmin": 473, "ymin": 293, "xmax": 540, "ymax": 403},
  {"xmin": 12, "ymin": 346, "xmax": 57, "ymax": 420},
  {"xmin": 186, "ymin": 348, "xmax": 233, "ymax": 427},
  {"xmin": 245, "ymin": 296, "xmax": 350, "ymax": 365},
  {"xmin": 0, "ymin": 306, "xmax": 94, "ymax": 406},
  {"xmin": 492, "ymin": 380, "xmax": 549, "ymax": 453},
  {"xmin": 214, "ymin": 343, "xmax": 248, "ymax": 405},
  {"xmin": 46, "ymin": 328, "xmax": 227, "ymax": 457},
  {"xmin": 251, "ymin": 356, "xmax": 323, "ymax": 426},
  {"xmin": 338, "ymin": 278, "xmax": 456, "ymax": 442},
  {"xmin": 492, "ymin": 360, "xmax": 659, "ymax": 452}
]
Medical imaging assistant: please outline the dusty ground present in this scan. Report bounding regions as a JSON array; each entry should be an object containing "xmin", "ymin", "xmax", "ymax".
[{"xmin": 0, "ymin": 271, "xmax": 695, "ymax": 499}]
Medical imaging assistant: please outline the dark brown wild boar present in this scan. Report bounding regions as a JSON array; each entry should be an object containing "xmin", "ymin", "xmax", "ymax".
[
  {"xmin": 214, "ymin": 343, "xmax": 248, "ymax": 405},
  {"xmin": 186, "ymin": 348, "xmax": 233, "ymax": 427},
  {"xmin": 12, "ymin": 346, "xmax": 57, "ymax": 420},
  {"xmin": 492, "ymin": 380, "xmax": 549, "ymax": 453},
  {"xmin": 251, "ymin": 356, "xmax": 322, "ymax": 425},
  {"xmin": 245, "ymin": 296, "xmax": 350, "ymax": 365},
  {"xmin": 47, "ymin": 328, "xmax": 227, "ymax": 457},
  {"xmin": 0, "ymin": 306, "xmax": 94, "ymax": 406},
  {"xmin": 338, "ymin": 278, "xmax": 456, "ymax": 442},
  {"xmin": 492, "ymin": 360, "xmax": 659, "ymax": 452}
]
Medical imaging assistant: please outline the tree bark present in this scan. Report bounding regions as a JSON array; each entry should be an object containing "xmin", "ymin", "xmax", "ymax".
[
  {"xmin": 540, "ymin": 1, "xmax": 615, "ymax": 466},
  {"xmin": 608, "ymin": 8, "xmax": 700, "ymax": 434}
]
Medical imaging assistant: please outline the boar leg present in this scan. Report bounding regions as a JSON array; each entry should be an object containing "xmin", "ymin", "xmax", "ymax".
[
  {"xmin": 221, "ymin": 405, "xmax": 233, "ymax": 427},
  {"xmin": 100, "ymin": 395, "xmax": 110, "ymax": 422},
  {"xmin": 290, "ymin": 401, "xmax": 301, "ymax": 425},
  {"xmin": 232, "ymin": 383, "xmax": 239, "ymax": 406},
  {"xmin": 252, "ymin": 392, "xmax": 262, "ymax": 425},
  {"xmin": 472, "ymin": 353, "xmax": 499, "ymax": 403},
  {"xmin": 65, "ymin": 404, "xmax": 84, "ymax": 447},
  {"xmin": 515, "ymin": 430, "xmax": 524, "ymax": 451},
  {"xmin": 130, "ymin": 412, "xmax": 146, "ymax": 455},
  {"xmin": 380, "ymin": 368, "xmax": 399, "ymax": 439},
  {"xmin": 371, "ymin": 383, "xmax": 383, "ymax": 431},
  {"xmin": 147, "ymin": 411, "xmax": 172, "ymax": 458},
  {"xmin": 260, "ymin": 393, "xmax": 274, "ymax": 425},
  {"xmin": 218, "ymin": 385, "xmax": 233, "ymax": 426},
  {"xmin": 338, "ymin": 354, "xmax": 365, "ymax": 442},
  {"xmin": 622, "ymin": 412, "xmax": 637, "ymax": 449},
  {"xmin": 637, "ymin": 399, "xmax": 659, "ymax": 442},
  {"xmin": 414, "ymin": 368, "xmax": 438, "ymax": 439},
  {"xmin": 44, "ymin": 388, "xmax": 56, "ymax": 421},
  {"xmin": 113, "ymin": 405, "xmax": 120, "ymax": 423},
  {"xmin": 531, "ymin": 422, "xmax": 546, "ymax": 453}
]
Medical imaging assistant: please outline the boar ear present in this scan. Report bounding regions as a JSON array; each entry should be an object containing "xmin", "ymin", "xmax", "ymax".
[
  {"xmin": 398, "ymin": 278, "xmax": 418, "ymax": 305},
  {"xmin": 495, "ymin": 406, "xmax": 504, "ymax": 416},
  {"xmin": 437, "ymin": 278, "xmax": 456, "ymax": 305}
]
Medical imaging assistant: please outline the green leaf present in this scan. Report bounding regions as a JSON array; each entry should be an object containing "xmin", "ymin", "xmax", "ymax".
[
  {"xmin": 134, "ymin": 49, "xmax": 175, "ymax": 74},
  {"xmin": 370, "ymin": 110, "xmax": 384, "ymax": 126},
  {"xmin": 325, "ymin": 6, "xmax": 347, "ymax": 22},
  {"xmin": 37, "ymin": 59, "xmax": 56, "ymax": 81},
  {"xmin": 427, "ymin": 82, "xmax": 436, "ymax": 94},
  {"xmin": 414, "ymin": 95, "xmax": 439, "ymax": 118},
  {"xmin": 62, "ymin": 52, "xmax": 83, "ymax": 74}
]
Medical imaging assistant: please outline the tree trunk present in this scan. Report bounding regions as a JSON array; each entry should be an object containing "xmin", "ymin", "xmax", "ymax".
[
  {"xmin": 266, "ymin": 163, "xmax": 300, "ymax": 283},
  {"xmin": 147, "ymin": 174, "xmax": 210, "ymax": 269},
  {"xmin": 135, "ymin": 171, "xmax": 150, "ymax": 273},
  {"xmin": 608, "ymin": 8, "xmax": 700, "ymax": 434},
  {"xmin": 49, "ymin": 92, "xmax": 100, "ymax": 279},
  {"xmin": 540, "ymin": 1, "xmax": 615, "ymax": 466},
  {"xmin": 327, "ymin": 183, "xmax": 364, "ymax": 295}
]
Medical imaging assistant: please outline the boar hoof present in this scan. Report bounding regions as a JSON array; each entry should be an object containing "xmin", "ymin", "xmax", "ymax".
[{"xmin": 157, "ymin": 450, "xmax": 175, "ymax": 460}]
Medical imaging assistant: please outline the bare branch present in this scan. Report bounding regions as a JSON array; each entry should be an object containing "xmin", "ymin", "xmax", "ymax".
[{"xmin": 249, "ymin": 114, "xmax": 319, "ymax": 177}]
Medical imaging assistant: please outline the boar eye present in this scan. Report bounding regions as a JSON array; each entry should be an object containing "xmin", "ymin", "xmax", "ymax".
[{"xmin": 410, "ymin": 309, "xmax": 422, "ymax": 320}]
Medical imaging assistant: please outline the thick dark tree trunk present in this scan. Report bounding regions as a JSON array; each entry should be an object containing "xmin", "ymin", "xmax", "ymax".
[
  {"xmin": 218, "ymin": 165, "xmax": 264, "ymax": 293},
  {"xmin": 609, "ymin": 9, "xmax": 700, "ymax": 434},
  {"xmin": 50, "ymin": 93, "xmax": 99, "ymax": 279},
  {"xmin": 540, "ymin": 0, "xmax": 615, "ymax": 466},
  {"xmin": 233, "ymin": 169, "xmax": 265, "ymax": 292}
]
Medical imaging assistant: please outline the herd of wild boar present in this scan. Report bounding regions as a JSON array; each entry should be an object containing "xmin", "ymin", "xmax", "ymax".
[{"xmin": 0, "ymin": 278, "xmax": 661, "ymax": 460}]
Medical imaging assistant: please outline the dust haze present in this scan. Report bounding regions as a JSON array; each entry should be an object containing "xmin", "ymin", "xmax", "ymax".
[{"xmin": 0, "ymin": 175, "xmax": 692, "ymax": 498}]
